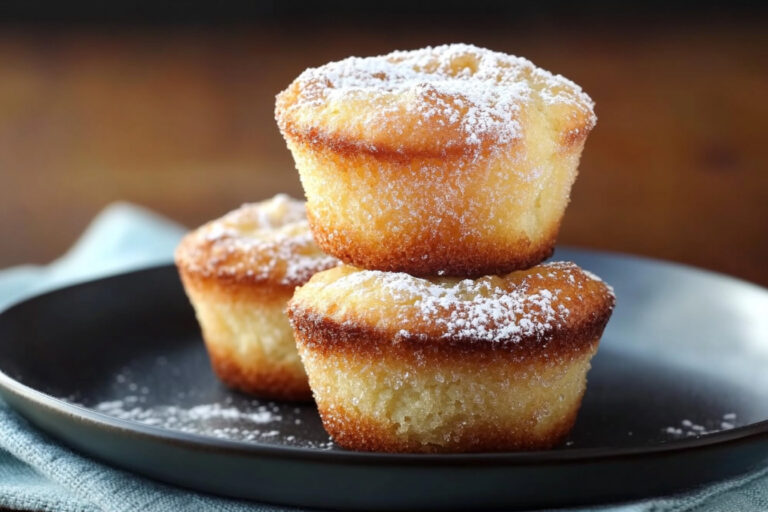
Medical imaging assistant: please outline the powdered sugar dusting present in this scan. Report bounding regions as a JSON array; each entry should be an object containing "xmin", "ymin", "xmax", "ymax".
[
  {"xmin": 312, "ymin": 261, "xmax": 612, "ymax": 344},
  {"xmin": 178, "ymin": 194, "xmax": 338, "ymax": 286},
  {"xmin": 581, "ymin": 269, "xmax": 615, "ymax": 295},
  {"xmin": 286, "ymin": 43, "xmax": 595, "ymax": 151}
]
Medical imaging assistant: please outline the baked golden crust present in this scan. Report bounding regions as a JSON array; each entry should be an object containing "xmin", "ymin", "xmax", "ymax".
[
  {"xmin": 275, "ymin": 43, "xmax": 595, "ymax": 159},
  {"xmin": 206, "ymin": 336, "xmax": 311, "ymax": 401},
  {"xmin": 175, "ymin": 195, "xmax": 338, "ymax": 401},
  {"xmin": 294, "ymin": 328, "xmax": 600, "ymax": 452},
  {"xmin": 174, "ymin": 194, "xmax": 338, "ymax": 288},
  {"xmin": 288, "ymin": 262, "xmax": 614, "ymax": 452},
  {"xmin": 288, "ymin": 261, "xmax": 614, "ymax": 353},
  {"xmin": 307, "ymin": 207, "xmax": 559, "ymax": 279},
  {"xmin": 179, "ymin": 265, "xmax": 314, "ymax": 401},
  {"xmin": 312, "ymin": 372, "xmax": 587, "ymax": 453},
  {"xmin": 275, "ymin": 44, "xmax": 596, "ymax": 276}
]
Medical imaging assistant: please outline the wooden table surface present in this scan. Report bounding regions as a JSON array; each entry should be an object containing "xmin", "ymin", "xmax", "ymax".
[{"xmin": 0, "ymin": 19, "xmax": 766, "ymax": 286}]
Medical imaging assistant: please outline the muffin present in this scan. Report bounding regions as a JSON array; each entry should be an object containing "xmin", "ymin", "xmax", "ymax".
[
  {"xmin": 288, "ymin": 261, "xmax": 614, "ymax": 452},
  {"xmin": 275, "ymin": 43, "xmax": 596, "ymax": 277},
  {"xmin": 175, "ymin": 194, "xmax": 338, "ymax": 401}
]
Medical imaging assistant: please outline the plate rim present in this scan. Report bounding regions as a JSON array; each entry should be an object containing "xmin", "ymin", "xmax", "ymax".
[{"xmin": 1, "ymin": 249, "xmax": 767, "ymax": 466}]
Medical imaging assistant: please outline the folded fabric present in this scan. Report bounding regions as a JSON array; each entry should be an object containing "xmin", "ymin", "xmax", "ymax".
[{"xmin": 0, "ymin": 202, "xmax": 765, "ymax": 512}]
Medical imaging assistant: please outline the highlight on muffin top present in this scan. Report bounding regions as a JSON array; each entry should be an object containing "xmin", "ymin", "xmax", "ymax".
[
  {"xmin": 290, "ymin": 262, "xmax": 615, "ymax": 346},
  {"xmin": 175, "ymin": 194, "xmax": 339, "ymax": 287},
  {"xmin": 275, "ymin": 43, "xmax": 596, "ymax": 157}
]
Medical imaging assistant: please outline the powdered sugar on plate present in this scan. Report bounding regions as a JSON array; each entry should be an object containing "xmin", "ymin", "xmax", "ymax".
[
  {"xmin": 63, "ymin": 348, "xmax": 335, "ymax": 450},
  {"xmin": 73, "ymin": 394, "xmax": 334, "ymax": 449},
  {"xmin": 663, "ymin": 413, "xmax": 739, "ymax": 438}
]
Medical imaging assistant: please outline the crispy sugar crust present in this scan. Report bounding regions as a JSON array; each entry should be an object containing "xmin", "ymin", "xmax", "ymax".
[
  {"xmin": 276, "ymin": 45, "xmax": 595, "ymax": 276},
  {"xmin": 316, "ymin": 404, "xmax": 584, "ymax": 453},
  {"xmin": 174, "ymin": 194, "xmax": 338, "ymax": 288},
  {"xmin": 288, "ymin": 261, "xmax": 615, "ymax": 351},
  {"xmin": 308, "ymin": 207, "xmax": 559, "ymax": 278},
  {"xmin": 288, "ymin": 262, "xmax": 614, "ymax": 452},
  {"xmin": 206, "ymin": 342, "xmax": 311, "ymax": 401},
  {"xmin": 275, "ymin": 43, "xmax": 595, "ymax": 159}
]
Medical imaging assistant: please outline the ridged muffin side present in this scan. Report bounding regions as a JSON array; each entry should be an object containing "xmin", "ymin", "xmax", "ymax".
[{"xmin": 175, "ymin": 194, "xmax": 338, "ymax": 401}]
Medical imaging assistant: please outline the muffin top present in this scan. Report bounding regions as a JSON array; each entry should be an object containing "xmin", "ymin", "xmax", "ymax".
[
  {"xmin": 275, "ymin": 43, "xmax": 596, "ymax": 159},
  {"xmin": 175, "ymin": 194, "xmax": 339, "ymax": 287},
  {"xmin": 289, "ymin": 261, "xmax": 614, "ymax": 349}
]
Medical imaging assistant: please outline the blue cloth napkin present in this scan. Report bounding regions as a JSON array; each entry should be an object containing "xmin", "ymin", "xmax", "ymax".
[{"xmin": 0, "ymin": 202, "xmax": 766, "ymax": 512}]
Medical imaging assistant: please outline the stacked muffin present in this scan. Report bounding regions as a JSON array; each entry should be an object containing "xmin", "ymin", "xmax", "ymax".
[
  {"xmin": 177, "ymin": 44, "xmax": 615, "ymax": 453},
  {"xmin": 276, "ymin": 44, "xmax": 615, "ymax": 453}
]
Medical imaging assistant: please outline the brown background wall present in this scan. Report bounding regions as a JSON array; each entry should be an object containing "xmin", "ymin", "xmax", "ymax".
[{"xmin": 0, "ymin": 11, "xmax": 766, "ymax": 285}]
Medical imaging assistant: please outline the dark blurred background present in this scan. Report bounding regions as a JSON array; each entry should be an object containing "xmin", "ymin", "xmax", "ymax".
[{"xmin": 0, "ymin": 1, "xmax": 766, "ymax": 285}]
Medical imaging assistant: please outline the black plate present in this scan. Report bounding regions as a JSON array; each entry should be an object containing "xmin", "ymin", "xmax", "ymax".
[{"xmin": 0, "ymin": 248, "xmax": 767, "ymax": 511}]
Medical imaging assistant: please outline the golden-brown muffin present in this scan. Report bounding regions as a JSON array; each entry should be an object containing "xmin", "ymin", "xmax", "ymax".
[
  {"xmin": 276, "ymin": 44, "xmax": 596, "ymax": 277},
  {"xmin": 288, "ymin": 261, "xmax": 614, "ymax": 452},
  {"xmin": 175, "ymin": 194, "xmax": 338, "ymax": 401}
]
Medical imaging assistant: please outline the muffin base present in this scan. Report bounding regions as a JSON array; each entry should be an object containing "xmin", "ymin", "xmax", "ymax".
[
  {"xmin": 286, "ymin": 134, "xmax": 581, "ymax": 277},
  {"xmin": 308, "ymin": 208, "xmax": 558, "ymax": 279},
  {"xmin": 179, "ymin": 270, "xmax": 312, "ymax": 401},
  {"xmin": 293, "ymin": 313, "xmax": 602, "ymax": 452}
]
